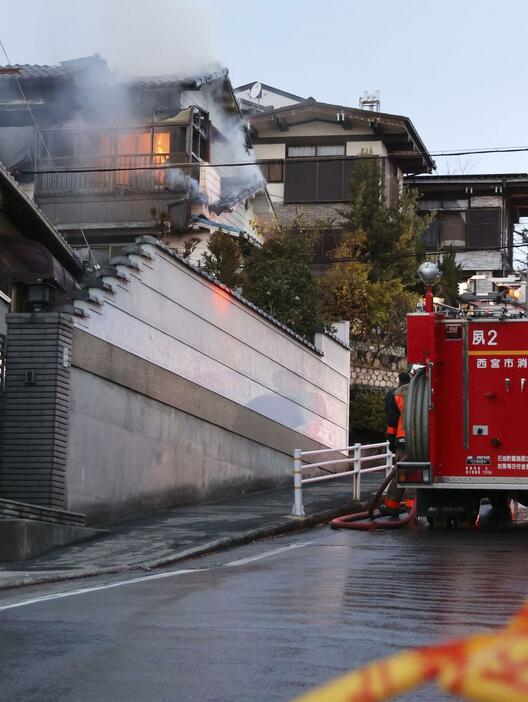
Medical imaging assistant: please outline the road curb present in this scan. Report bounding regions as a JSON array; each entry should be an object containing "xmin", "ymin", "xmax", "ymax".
[{"xmin": 0, "ymin": 499, "xmax": 367, "ymax": 592}]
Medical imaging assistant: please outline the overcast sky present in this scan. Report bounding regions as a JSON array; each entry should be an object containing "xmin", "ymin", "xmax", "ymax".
[{"xmin": 1, "ymin": 0, "xmax": 527, "ymax": 174}]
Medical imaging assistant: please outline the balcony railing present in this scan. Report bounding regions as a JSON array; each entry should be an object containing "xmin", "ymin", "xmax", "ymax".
[{"xmin": 35, "ymin": 153, "xmax": 196, "ymax": 197}]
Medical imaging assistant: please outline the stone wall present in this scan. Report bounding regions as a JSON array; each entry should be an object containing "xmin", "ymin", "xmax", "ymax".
[
  {"xmin": 349, "ymin": 346, "xmax": 408, "ymax": 391},
  {"xmin": 273, "ymin": 203, "xmax": 348, "ymax": 227},
  {"xmin": 350, "ymin": 364, "xmax": 401, "ymax": 390}
]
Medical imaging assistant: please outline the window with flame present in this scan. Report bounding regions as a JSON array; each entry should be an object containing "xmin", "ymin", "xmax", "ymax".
[{"xmin": 38, "ymin": 107, "xmax": 209, "ymax": 194}]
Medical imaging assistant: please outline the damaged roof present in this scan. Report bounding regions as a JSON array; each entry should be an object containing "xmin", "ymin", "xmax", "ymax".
[
  {"xmin": 209, "ymin": 179, "xmax": 268, "ymax": 215},
  {"xmin": 0, "ymin": 56, "xmax": 229, "ymax": 92},
  {"xmin": 131, "ymin": 68, "xmax": 229, "ymax": 89},
  {"xmin": 0, "ymin": 55, "xmax": 109, "ymax": 82}
]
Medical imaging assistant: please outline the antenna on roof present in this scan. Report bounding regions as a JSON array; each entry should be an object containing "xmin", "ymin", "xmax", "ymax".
[
  {"xmin": 359, "ymin": 90, "xmax": 381, "ymax": 112},
  {"xmin": 249, "ymin": 82, "xmax": 262, "ymax": 102}
]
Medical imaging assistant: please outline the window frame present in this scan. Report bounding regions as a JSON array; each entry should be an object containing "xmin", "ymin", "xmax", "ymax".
[
  {"xmin": 259, "ymin": 160, "xmax": 284, "ymax": 183},
  {"xmin": 286, "ymin": 144, "xmax": 346, "ymax": 158},
  {"xmin": 423, "ymin": 207, "xmax": 502, "ymax": 250}
]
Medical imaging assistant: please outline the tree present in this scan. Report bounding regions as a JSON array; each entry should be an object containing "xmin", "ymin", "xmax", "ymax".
[
  {"xmin": 318, "ymin": 154, "xmax": 432, "ymax": 357},
  {"xmin": 176, "ymin": 236, "xmax": 200, "ymax": 260},
  {"xmin": 242, "ymin": 219, "xmax": 321, "ymax": 339},
  {"xmin": 437, "ymin": 247, "xmax": 463, "ymax": 307},
  {"xmin": 337, "ymin": 155, "xmax": 430, "ymax": 283},
  {"xmin": 202, "ymin": 230, "xmax": 245, "ymax": 290}
]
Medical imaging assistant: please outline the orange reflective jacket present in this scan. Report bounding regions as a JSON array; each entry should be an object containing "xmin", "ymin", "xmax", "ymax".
[{"xmin": 386, "ymin": 384, "xmax": 408, "ymax": 439}]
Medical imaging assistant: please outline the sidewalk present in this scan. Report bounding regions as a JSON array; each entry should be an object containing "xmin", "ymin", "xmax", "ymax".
[{"xmin": 0, "ymin": 473, "xmax": 381, "ymax": 591}]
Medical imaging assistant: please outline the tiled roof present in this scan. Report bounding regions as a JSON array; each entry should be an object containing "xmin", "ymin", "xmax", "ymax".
[
  {"xmin": 130, "ymin": 67, "xmax": 229, "ymax": 89},
  {"xmin": 0, "ymin": 64, "xmax": 76, "ymax": 80},
  {"xmin": 0, "ymin": 59, "xmax": 228, "ymax": 90},
  {"xmin": 0, "ymin": 56, "xmax": 108, "ymax": 81}
]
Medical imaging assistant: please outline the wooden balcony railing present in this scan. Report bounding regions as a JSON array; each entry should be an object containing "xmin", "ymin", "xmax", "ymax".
[{"xmin": 35, "ymin": 153, "xmax": 196, "ymax": 197}]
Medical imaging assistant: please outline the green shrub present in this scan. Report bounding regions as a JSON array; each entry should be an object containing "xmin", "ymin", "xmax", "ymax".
[{"xmin": 349, "ymin": 388, "xmax": 386, "ymax": 436}]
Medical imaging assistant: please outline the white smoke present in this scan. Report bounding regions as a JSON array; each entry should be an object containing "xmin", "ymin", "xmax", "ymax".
[
  {"xmin": 196, "ymin": 81, "xmax": 266, "ymax": 205},
  {"xmin": 166, "ymin": 169, "xmax": 202, "ymax": 201},
  {"xmin": 6, "ymin": 0, "xmax": 216, "ymax": 78},
  {"xmin": 2, "ymin": 0, "xmax": 266, "ymax": 207}
]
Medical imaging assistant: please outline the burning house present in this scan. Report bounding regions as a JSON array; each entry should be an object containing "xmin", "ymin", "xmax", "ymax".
[
  {"xmin": 0, "ymin": 55, "xmax": 273, "ymax": 267},
  {"xmin": 0, "ymin": 57, "xmax": 351, "ymax": 551}
]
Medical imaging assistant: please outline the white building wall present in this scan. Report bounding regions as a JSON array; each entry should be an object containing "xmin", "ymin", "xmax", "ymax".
[
  {"xmin": 235, "ymin": 86, "xmax": 303, "ymax": 110},
  {"xmin": 74, "ymin": 242, "xmax": 350, "ymax": 449}
]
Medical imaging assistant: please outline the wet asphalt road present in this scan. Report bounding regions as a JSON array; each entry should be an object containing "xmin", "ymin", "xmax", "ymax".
[{"xmin": 2, "ymin": 516, "xmax": 528, "ymax": 702}]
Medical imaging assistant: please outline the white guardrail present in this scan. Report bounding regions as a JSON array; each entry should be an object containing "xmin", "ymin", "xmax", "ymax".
[{"xmin": 291, "ymin": 441, "xmax": 394, "ymax": 517}]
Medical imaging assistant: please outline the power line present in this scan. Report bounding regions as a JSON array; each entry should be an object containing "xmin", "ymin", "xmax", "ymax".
[{"xmin": 17, "ymin": 145, "xmax": 528, "ymax": 178}]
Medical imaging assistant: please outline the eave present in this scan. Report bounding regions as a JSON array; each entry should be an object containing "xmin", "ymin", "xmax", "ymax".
[
  {"xmin": 250, "ymin": 100, "xmax": 434, "ymax": 174},
  {"xmin": 0, "ymin": 163, "xmax": 83, "ymax": 278}
]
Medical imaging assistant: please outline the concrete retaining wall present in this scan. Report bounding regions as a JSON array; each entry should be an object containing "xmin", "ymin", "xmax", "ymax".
[
  {"xmin": 67, "ymin": 366, "xmax": 298, "ymax": 523},
  {"xmin": 67, "ymin": 238, "xmax": 350, "ymax": 523}
]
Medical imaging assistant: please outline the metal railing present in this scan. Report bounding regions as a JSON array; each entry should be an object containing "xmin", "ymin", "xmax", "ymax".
[
  {"xmin": 291, "ymin": 441, "xmax": 393, "ymax": 517},
  {"xmin": 34, "ymin": 153, "xmax": 192, "ymax": 196}
]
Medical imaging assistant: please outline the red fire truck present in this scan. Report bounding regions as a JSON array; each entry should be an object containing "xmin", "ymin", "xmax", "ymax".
[{"xmin": 398, "ymin": 263, "xmax": 528, "ymax": 526}]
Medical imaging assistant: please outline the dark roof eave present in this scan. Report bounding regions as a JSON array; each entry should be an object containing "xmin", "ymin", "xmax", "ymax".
[
  {"xmin": 406, "ymin": 173, "xmax": 528, "ymax": 184},
  {"xmin": 0, "ymin": 163, "xmax": 83, "ymax": 278},
  {"xmin": 250, "ymin": 100, "xmax": 434, "ymax": 172}
]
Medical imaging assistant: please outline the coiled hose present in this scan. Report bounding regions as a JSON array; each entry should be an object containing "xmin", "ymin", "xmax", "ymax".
[
  {"xmin": 330, "ymin": 370, "xmax": 427, "ymax": 531},
  {"xmin": 330, "ymin": 467, "xmax": 417, "ymax": 530}
]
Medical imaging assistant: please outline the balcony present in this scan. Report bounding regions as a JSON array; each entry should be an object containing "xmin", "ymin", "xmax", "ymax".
[{"xmin": 35, "ymin": 153, "xmax": 198, "ymax": 198}]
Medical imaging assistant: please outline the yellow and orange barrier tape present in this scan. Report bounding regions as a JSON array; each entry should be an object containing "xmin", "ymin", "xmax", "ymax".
[{"xmin": 292, "ymin": 602, "xmax": 528, "ymax": 702}]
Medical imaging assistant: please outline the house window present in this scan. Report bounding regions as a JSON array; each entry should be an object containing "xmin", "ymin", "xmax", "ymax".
[
  {"xmin": 287, "ymin": 144, "xmax": 345, "ymax": 158},
  {"xmin": 259, "ymin": 160, "xmax": 284, "ymax": 183},
  {"xmin": 315, "ymin": 145, "xmax": 346, "ymax": 157},
  {"xmin": 283, "ymin": 155, "xmax": 367, "ymax": 203},
  {"xmin": 467, "ymin": 209, "xmax": 501, "ymax": 248},
  {"xmin": 421, "ymin": 208, "xmax": 501, "ymax": 250},
  {"xmin": 288, "ymin": 146, "xmax": 316, "ymax": 158},
  {"xmin": 439, "ymin": 212, "xmax": 466, "ymax": 246}
]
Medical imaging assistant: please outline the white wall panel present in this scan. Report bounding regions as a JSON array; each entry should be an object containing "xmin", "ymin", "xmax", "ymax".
[{"xmin": 75, "ymin": 244, "xmax": 350, "ymax": 449}]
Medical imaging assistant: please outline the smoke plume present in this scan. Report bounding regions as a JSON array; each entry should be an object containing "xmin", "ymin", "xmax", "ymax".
[{"xmin": 4, "ymin": 0, "xmax": 217, "ymax": 78}]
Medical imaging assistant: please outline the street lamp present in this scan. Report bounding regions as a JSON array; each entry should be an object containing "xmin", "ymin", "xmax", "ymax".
[{"xmin": 418, "ymin": 262, "xmax": 440, "ymax": 313}]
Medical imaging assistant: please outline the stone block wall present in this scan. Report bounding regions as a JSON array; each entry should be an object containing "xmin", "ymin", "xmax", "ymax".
[
  {"xmin": 350, "ymin": 364, "xmax": 401, "ymax": 390},
  {"xmin": 273, "ymin": 203, "xmax": 348, "ymax": 227},
  {"xmin": 0, "ymin": 313, "xmax": 72, "ymax": 508}
]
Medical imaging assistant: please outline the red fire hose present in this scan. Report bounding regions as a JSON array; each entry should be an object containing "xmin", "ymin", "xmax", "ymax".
[{"xmin": 330, "ymin": 468, "xmax": 417, "ymax": 531}]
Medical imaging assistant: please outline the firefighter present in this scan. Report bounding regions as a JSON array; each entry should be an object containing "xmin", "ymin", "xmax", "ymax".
[{"xmin": 380, "ymin": 373, "xmax": 410, "ymax": 518}]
